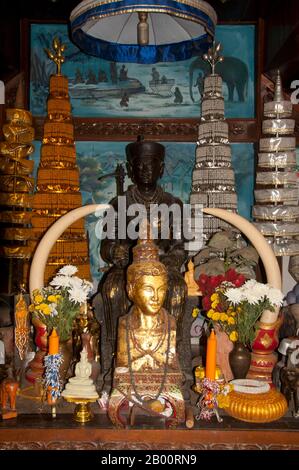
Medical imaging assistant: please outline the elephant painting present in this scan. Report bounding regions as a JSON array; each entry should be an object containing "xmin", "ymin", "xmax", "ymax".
[{"xmin": 190, "ymin": 56, "xmax": 249, "ymax": 103}]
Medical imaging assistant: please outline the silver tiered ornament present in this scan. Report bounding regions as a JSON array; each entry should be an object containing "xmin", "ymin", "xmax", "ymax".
[
  {"xmin": 189, "ymin": 41, "xmax": 238, "ymax": 244},
  {"xmin": 253, "ymin": 70, "xmax": 299, "ymax": 269}
]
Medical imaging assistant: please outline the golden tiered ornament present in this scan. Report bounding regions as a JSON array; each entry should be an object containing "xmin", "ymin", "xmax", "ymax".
[
  {"xmin": 31, "ymin": 38, "xmax": 90, "ymax": 283},
  {"xmin": 0, "ymin": 103, "xmax": 35, "ymax": 291}
]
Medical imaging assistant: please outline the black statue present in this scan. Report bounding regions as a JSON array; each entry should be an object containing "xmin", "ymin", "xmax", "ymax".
[{"xmin": 95, "ymin": 138, "xmax": 187, "ymax": 390}]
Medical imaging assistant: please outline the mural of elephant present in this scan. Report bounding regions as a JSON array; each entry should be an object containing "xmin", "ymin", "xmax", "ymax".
[{"xmin": 190, "ymin": 56, "xmax": 249, "ymax": 103}]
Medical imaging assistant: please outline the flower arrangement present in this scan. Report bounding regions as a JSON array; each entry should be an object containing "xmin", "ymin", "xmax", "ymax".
[
  {"xmin": 195, "ymin": 378, "xmax": 233, "ymax": 422},
  {"xmin": 29, "ymin": 265, "xmax": 93, "ymax": 342},
  {"xmin": 198, "ymin": 271, "xmax": 284, "ymax": 346}
]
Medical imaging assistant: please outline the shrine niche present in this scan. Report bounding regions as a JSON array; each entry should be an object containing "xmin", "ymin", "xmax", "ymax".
[{"xmin": 22, "ymin": 19, "xmax": 262, "ymax": 143}]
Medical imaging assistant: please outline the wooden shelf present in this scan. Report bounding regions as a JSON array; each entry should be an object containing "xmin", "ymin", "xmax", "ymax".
[{"xmin": 0, "ymin": 414, "xmax": 298, "ymax": 450}]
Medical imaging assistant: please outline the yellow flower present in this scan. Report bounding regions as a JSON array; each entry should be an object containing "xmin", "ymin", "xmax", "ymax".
[
  {"xmin": 207, "ymin": 309, "xmax": 214, "ymax": 318},
  {"xmin": 34, "ymin": 294, "xmax": 43, "ymax": 304},
  {"xmin": 211, "ymin": 300, "xmax": 219, "ymax": 309},
  {"xmin": 29, "ymin": 304, "xmax": 35, "ymax": 312},
  {"xmin": 228, "ymin": 317, "xmax": 236, "ymax": 325},
  {"xmin": 47, "ymin": 295, "xmax": 57, "ymax": 303},
  {"xmin": 220, "ymin": 313, "xmax": 228, "ymax": 322},
  {"xmin": 229, "ymin": 331, "xmax": 238, "ymax": 342},
  {"xmin": 237, "ymin": 307, "xmax": 242, "ymax": 313},
  {"xmin": 192, "ymin": 307, "xmax": 199, "ymax": 318},
  {"xmin": 230, "ymin": 311, "xmax": 236, "ymax": 317},
  {"xmin": 211, "ymin": 293, "xmax": 219, "ymax": 302},
  {"xmin": 39, "ymin": 303, "xmax": 51, "ymax": 315},
  {"xmin": 212, "ymin": 312, "xmax": 220, "ymax": 321},
  {"xmin": 217, "ymin": 394, "xmax": 230, "ymax": 409}
]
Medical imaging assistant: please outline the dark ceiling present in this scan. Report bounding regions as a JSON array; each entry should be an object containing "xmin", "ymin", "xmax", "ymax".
[{"xmin": 0, "ymin": 0, "xmax": 298, "ymax": 87}]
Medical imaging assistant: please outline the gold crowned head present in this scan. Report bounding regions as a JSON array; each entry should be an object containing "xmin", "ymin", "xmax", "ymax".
[
  {"xmin": 127, "ymin": 220, "xmax": 167, "ymax": 286},
  {"xmin": 132, "ymin": 219, "xmax": 160, "ymax": 263},
  {"xmin": 203, "ymin": 41, "xmax": 224, "ymax": 75},
  {"xmin": 45, "ymin": 37, "xmax": 66, "ymax": 76}
]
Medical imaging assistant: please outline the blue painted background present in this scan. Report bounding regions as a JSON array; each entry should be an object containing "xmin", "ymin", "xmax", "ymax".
[
  {"xmin": 30, "ymin": 141, "xmax": 254, "ymax": 282},
  {"xmin": 30, "ymin": 23, "xmax": 255, "ymax": 118}
]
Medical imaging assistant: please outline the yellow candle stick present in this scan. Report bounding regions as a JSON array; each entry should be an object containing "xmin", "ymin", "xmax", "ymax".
[{"xmin": 206, "ymin": 329, "xmax": 217, "ymax": 380}]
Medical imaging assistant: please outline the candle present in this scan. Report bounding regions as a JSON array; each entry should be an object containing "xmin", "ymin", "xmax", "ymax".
[
  {"xmin": 48, "ymin": 328, "xmax": 59, "ymax": 355},
  {"xmin": 206, "ymin": 329, "xmax": 217, "ymax": 380}
]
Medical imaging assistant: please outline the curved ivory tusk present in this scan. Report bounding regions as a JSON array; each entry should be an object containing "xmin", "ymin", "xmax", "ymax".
[
  {"xmin": 29, "ymin": 204, "xmax": 110, "ymax": 296},
  {"xmin": 203, "ymin": 208, "xmax": 282, "ymax": 324}
]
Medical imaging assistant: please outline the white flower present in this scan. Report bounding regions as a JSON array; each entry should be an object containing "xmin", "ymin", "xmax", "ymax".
[
  {"xmin": 58, "ymin": 265, "xmax": 78, "ymax": 276},
  {"xmin": 68, "ymin": 276, "xmax": 83, "ymax": 290},
  {"xmin": 69, "ymin": 287, "xmax": 88, "ymax": 304},
  {"xmin": 244, "ymin": 291, "xmax": 263, "ymax": 305},
  {"xmin": 243, "ymin": 279, "xmax": 258, "ymax": 289},
  {"xmin": 50, "ymin": 275, "xmax": 71, "ymax": 288},
  {"xmin": 225, "ymin": 287, "xmax": 244, "ymax": 304},
  {"xmin": 81, "ymin": 280, "xmax": 94, "ymax": 295},
  {"xmin": 267, "ymin": 287, "xmax": 284, "ymax": 307},
  {"xmin": 240, "ymin": 280, "xmax": 269, "ymax": 304}
]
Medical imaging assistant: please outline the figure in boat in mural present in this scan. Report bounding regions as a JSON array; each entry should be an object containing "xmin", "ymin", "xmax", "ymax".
[
  {"xmin": 119, "ymin": 64, "xmax": 128, "ymax": 81},
  {"xmin": 68, "ymin": 63, "xmax": 145, "ymax": 99},
  {"xmin": 149, "ymin": 67, "xmax": 175, "ymax": 97}
]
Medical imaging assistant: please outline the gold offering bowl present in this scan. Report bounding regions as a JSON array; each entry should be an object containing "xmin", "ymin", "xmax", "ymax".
[
  {"xmin": 63, "ymin": 397, "xmax": 97, "ymax": 423},
  {"xmin": 226, "ymin": 387, "xmax": 288, "ymax": 423}
]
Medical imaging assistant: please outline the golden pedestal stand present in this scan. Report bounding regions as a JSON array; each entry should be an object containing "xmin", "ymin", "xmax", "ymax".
[{"xmin": 63, "ymin": 397, "xmax": 97, "ymax": 423}]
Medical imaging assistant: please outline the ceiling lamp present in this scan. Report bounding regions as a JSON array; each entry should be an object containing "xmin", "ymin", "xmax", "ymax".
[{"xmin": 70, "ymin": 0, "xmax": 217, "ymax": 64}]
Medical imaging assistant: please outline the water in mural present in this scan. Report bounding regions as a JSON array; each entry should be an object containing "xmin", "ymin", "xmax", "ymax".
[
  {"xmin": 30, "ymin": 24, "xmax": 255, "ymax": 119},
  {"xmin": 30, "ymin": 142, "xmax": 254, "ymax": 283}
]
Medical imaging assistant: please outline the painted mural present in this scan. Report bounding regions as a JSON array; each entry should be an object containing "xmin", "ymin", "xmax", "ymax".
[
  {"xmin": 30, "ymin": 23, "xmax": 255, "ymax": 118},
  {"xmin": 30, "ymin": 141, "xmax": 254, "ymax": 283}
]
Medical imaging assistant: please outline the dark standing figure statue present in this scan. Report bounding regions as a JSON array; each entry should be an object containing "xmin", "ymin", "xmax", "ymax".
[{"xmin": 95, "ymin": 137, "xmax": 187, "ymax": 392}]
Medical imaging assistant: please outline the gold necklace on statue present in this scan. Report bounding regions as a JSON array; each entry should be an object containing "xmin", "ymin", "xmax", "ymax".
[
  {"xmin": 131, "ymin": 185, "xmax": 163, "ymax": 208},
  {"xmin": 126, "ymin": 310, "xmax": 171, "ymax": 403},
  {"xmin": 129, "ymin": 310, "xmax": 167, "ymax": 357}
]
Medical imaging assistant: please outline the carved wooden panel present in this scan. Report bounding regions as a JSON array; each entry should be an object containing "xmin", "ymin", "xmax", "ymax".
[
  {"xmin": 0, "ymin": 440, "xmax": 299, "ymax": 450},
  {"xmin": 33, "ymin": 116, "xmax": 258, "ymax": 143}
]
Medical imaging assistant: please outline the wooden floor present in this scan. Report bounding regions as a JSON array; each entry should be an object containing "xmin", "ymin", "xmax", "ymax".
[{"xmin": 0, "ymin": 414, "xmax": 298, "ymax": 450}]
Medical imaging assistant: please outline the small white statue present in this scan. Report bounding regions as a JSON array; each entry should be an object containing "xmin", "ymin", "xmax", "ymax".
[
  {"xmin": 62, "ymin": 347, "xmax": 98, "ymax": 399},
  {"xmin": 74, "ymin": 348, "xmax": 92, "ymax": 381}
]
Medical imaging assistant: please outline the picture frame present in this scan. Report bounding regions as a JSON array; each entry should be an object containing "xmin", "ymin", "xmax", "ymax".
[{"xmin": 21, "ymin": 19, "xmax": 264, "ymax": 142}]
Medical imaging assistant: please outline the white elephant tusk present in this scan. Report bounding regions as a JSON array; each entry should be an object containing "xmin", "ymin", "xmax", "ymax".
[
  {"xmin": 202, "ymin": 208, "xmax": 282, "ymax": 324},
  {"xmin": 29, "ymin": 204, "xmax": 110, "ymax": 296}
]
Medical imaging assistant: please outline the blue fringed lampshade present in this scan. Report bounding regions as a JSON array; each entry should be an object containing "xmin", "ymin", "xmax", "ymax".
[{"xmin": 70, "ymin": 0, "xmax": 217, "ymax": 64}]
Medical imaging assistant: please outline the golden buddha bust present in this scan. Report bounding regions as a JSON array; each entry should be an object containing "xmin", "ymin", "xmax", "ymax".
[
  {"xmin": 116, "ymin": 241, "xmax": 178, "ymax": 373},
  {"xmin": 108, "ymin": 229, "xmax": 185, "ymax": 427}
]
